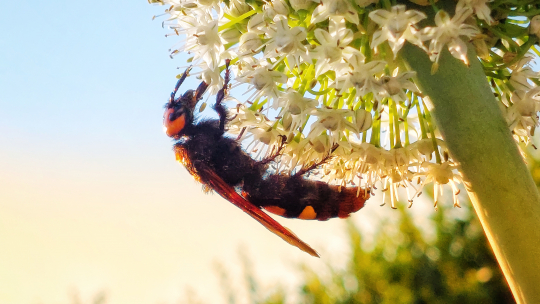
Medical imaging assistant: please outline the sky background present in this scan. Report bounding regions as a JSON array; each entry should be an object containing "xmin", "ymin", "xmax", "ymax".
[{"xmin": 0, "ymin": 1, "xmax": 441, "ymax": 303}]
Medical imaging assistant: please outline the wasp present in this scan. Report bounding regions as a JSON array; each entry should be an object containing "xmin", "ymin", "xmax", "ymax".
[{"xmin": 163, "ymin": 61, "xmax": 369, "ymax": 257}]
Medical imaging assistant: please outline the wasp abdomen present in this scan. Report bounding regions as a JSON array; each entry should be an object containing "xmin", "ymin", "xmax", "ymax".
[{"xmin": 245, "ymin": 175, "xmax": 369, "ymax": 221}]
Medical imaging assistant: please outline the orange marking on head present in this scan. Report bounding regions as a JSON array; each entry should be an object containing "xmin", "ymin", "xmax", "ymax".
[
  {"xmin": 264, "ymin": 206, "xmax": 287, "ymax": 216},
  {"xmin": 298, "ymin": 206, "xmax": 317, "ymax": 220},
  {"xmin": 164, "ymin": 108, "xmax": 186, "ymax": 137}
]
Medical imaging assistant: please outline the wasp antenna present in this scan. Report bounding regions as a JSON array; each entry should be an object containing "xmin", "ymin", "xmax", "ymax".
[{"xmin": 170, "ymin": 66, "xmax": 193, "ymax": 104}]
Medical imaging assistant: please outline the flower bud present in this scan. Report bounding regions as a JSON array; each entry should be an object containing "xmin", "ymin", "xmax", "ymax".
[
  {"xmin": 247, "ymin": 13, "xmax": 265, "ymax": 34},
  {"xmin": 272, "ymin": 0, "xmax": 289, "ymax": 16},
  {"xmin": 225, "ymin": 0, "xmax": 250, "ymax": 17},
  {"xmin": 415, "ymin": 139, "xmax": 435, "ymax": 158},
  {"xmin": 392, "ymin": 148, "xmax": 409, "ymax": 167},
  {"xmin": 359, "ymin": 143, "xmax": 381, "ymax": 165},
  {"xmin": 321, "ymin": 115, "xmax": 339, "ymax": 131},
  {"xmin": 281, "ymin": 113, "xmax": 293, "ymax": 131},
  {"xmin": 354, "ymin": 109, "xmax": 372, "ymax": 132},
  {"xmin": 221, "ymin": 28, "xmax": 241, "ymax": 44},
  {"xmin": 311, "ymin": 134, "xmax": 330, "ymax": 153},
  {"xmin": 530, "ymin": 15, "xmax": 540, "ymax": 38},
  {"xmin": 289, "ymin": 0, "xmax": 312, "ymax": 11},
  {"xmin": 239, "ymin": 32, "xmax": 262, "ymax": 53},
  {"xmin": 381, "ymin": 76, "xmax": 402, "ymax": 96},
  {"xmin": 355, "ymin": 0, "xmax": 377, "ymax": 7}
]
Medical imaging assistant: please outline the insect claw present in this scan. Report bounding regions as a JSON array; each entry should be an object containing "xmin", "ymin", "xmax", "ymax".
[
  {"xmin": 259, "ymin": 135, "xmax": 287, "ymax": 165},
  {"xmin": 236, "ymin": 127, "xmax": 247, "ymax": 141}
]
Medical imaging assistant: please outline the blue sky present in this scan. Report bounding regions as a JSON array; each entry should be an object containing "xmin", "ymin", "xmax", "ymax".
[{"xmin": 0, "ymin": 1, "xmax": 431, "ymax": 303}]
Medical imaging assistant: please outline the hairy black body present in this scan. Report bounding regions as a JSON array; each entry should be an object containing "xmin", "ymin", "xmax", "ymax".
[{"xmin": 179, "ymin": 119, "xmax": 265, "ymax": 191}]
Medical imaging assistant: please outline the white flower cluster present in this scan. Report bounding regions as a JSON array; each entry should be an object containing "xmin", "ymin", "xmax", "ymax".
[
  {"xmin": 151, "ymin": 0, "xmax": 540, "ymax": 209},
  {"xmin": 500, "ymin": 55, "xmax": 540, "ymax": 147}
]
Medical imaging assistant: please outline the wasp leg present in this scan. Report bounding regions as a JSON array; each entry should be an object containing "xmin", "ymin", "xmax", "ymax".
[
  {"xmin": 294, "ymin": 144, "xmax": 339, "ymax": 177},
  {"xmin": 259, "ymin": 135, "xmax": 287, "ymax": 165},
  {"xmin": 213, "ymin": 60, "xmax": 231, "ymax": 132},
  {"xmin": 170, "ymin": 66, "xmax": 192, "ymax": 103}
]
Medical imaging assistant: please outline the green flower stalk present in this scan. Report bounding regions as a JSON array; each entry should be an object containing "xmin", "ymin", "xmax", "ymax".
[{"xmin": 150, "ymin": 0, "xmax": 540, "ymax": 302}]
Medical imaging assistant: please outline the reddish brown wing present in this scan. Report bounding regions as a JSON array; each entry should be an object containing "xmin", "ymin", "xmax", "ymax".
[{"xmin": 201, "ymin": 166, "xmax": 320, "ymax": 258}]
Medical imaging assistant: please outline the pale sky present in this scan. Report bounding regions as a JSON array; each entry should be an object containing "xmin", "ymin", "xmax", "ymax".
[{"xmin": 0, "ymin": 2, "xmax": 436, "ymax": 303}]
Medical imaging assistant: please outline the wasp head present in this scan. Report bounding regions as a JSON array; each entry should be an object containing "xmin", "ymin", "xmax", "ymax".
[{"xmin": 163, "ymin": 72, "xmax": 209, "ymax": 138}]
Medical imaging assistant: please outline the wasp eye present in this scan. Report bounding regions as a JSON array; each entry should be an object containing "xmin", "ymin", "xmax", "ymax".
[
  {"xmin": 168, "ymin": 108, "xmax": 182, "ymax": 122},
  {"xmin": 164, "ymin": 108, "xmax": 186, "ymax": 137}
]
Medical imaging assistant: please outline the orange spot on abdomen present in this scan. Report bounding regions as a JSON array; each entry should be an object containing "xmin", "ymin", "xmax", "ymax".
[
  {"xmin": 298, "ymin": 206, "xmax": 317, "ymax": 220},
  {"xmin": 264, "ymin": 206, "xmax": 287, "ymax": 216}
]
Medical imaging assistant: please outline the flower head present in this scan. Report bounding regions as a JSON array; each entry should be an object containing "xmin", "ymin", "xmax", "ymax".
[
  {"xmin": 308, "ymin": 107, "xmax": 357, "ymax": 146},
  {"xmin": 264, "ymin": 16, "xmax": 309, "ymax": 68},
  {"xmin": 311, "ymin": 0, "xmax": 359, "ymax": 25},
  {"xmin": 369, "ymin": 5, "xmax": 427, "ymax": 56},
  {"xmin": 310, "ymin": 19, "xmax": 357, "ymax": 77},
  {"xmin": 153, "ymin": 0, "xmax": 540, "ymax": 211},
  {"xmin": 421, "ymin": 4, "xmax": 480, "ymax": 67}
]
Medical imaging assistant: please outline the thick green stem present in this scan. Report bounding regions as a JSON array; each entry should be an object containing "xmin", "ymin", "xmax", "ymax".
[{"xmin": 401, "ymin": 43, "xmax": 540, "ymax": 304}]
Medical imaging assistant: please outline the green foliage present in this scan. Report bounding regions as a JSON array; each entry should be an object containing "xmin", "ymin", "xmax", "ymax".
[{"xmin": 254, "ymin": 206, "xmax": 514, "ymax": 304}]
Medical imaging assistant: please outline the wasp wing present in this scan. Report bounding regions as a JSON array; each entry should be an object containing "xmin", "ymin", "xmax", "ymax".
[{"xmin": 201, "ymin": 166, "xmax": 319, "ymax": 258}]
